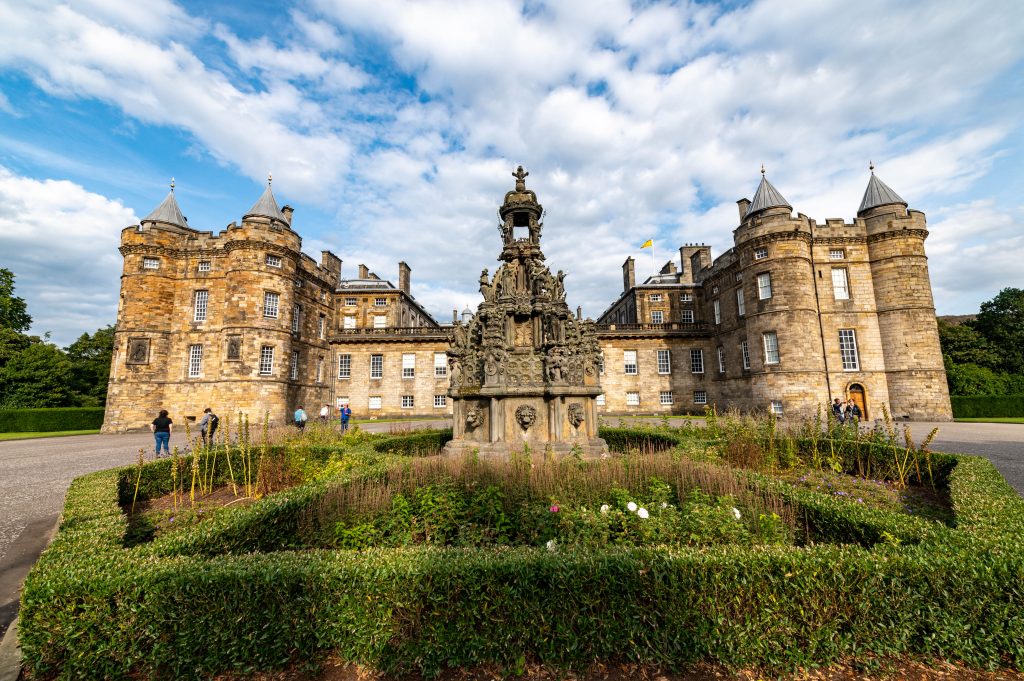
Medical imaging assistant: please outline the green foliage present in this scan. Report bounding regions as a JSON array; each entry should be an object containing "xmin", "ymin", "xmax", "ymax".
[
  {"xmin": 938, "ymin": 319, "xmax": 1001, "ymax": 369},
  {"xmin": 0, "ymin": 407, "xmax": 105, "ymax": 432},
  {"xmin": 0, "ymin": 267, "xmax": 31, "ymax": 332},
  {"xmin": 0, "ymin": 341, "xmax": 74, "ymax": 407},
  {"xmin": 951, "ymin": 394, "xmax": 1024, "ymax": 418},
  {"xmin": 973, "ymin": 287, "xmax": 1024, "ymax": 374},
  {"xmin": 64, "ymin": 324, "xmax": 115, "ymax": 406},
  {"xmin": 371, "ymin": 428, "xmax": 453, "ymax": 456}
]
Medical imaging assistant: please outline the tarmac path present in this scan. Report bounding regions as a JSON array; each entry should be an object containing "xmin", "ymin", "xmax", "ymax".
[{"xmin": 1, "ymin": 418, "xmax": 1021, "ymax": 641}]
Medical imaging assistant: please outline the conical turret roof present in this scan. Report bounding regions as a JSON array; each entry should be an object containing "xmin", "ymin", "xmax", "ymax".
[
  {"xmin": 745, "ymin": 167, "xmax": 792, "ymax": 218},
  {"xmin": 244, "ymin": 175, "xmax": 288, "ymax": 223},
  {"xmin": 141, "ymin": 181, "xmax": 187, "ymax": 228},
  {"xmin": 858, "ymin": 165, "xmax": 907, "ymax": 214}
]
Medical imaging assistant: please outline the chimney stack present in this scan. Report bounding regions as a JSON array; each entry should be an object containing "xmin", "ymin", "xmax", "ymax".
[
  {"xmin": 398, "ymin": 261, "xmax": 411, "ymax": 294},
  {"xmin": 358, "ymin": 264, "xmax": 369, "ymax": 279},
  {"xmin": 282, "ymin": 205, "xmax": 294, "ymax": 224},
  {"xmin": 622, "ymin": 257, "xmax": 635, "ymax": 292},
  {"xmin": 737, "ymin": 198, "xmax": 751, "ymax": 222},
  {"xmin": 660, "ymin": 260, "xmax": 677, "ymax": 275},
  {"xmin": 320, "ymin": 251, "xmax": 341, "ymax": 281}
]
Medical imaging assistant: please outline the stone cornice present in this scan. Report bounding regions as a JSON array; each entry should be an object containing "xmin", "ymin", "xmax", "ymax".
[
  {"xmin": 811, "ymin": 235, "xmax": 867, "ymax": 246},
  {"xmin": 866, "ymin": 229, "xmax": 928, "ymax": 244},
  {"xmin": 745, "ymin": 231, "xmax": 812, "ymax": 249}
]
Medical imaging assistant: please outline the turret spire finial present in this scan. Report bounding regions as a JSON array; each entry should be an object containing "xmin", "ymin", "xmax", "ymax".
[
  {"xmin": 869, "ymin": 160, "xmax": 875, "ymax": 173},
  {"xmin": 267, "ymin": 172, "xmax": 273, "ymax": 186},
  {"xmin": 513, "ymin": 165, "xmax": 529, "ymax": 191},
  {"xmin": 170, "ymin": 177, "xmax": 175, "ymax": 191},
  {"xmin": 760, "ymin": 163, "xmax": 766, "ymax": 176}
]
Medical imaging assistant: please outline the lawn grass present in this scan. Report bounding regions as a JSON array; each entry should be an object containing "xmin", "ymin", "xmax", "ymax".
[
  {"xmin": 955, "ymin": 417, "xmax": 1024, "ymax": 424},
  {"xmin": 0, "ymin": 429, "xmax": 102, "ymax": 441}
]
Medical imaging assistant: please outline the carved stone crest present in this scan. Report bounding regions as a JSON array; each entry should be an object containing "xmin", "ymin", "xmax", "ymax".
[
  {"xmin": 127, "ymin": 338, "xmax": 150, "ymax": 364},
  {"xmin": 515, "ymin": 404, "xmax": 537, "ymax": 430},
  {"xmin": 466, "ymin": 407, "xmax": 484, "ymax": 430},
  {"xmin": 568, "ymin": 403, "xmax": 585, "ymax": 429},
  {"xmin": 226, "ymin": 335, "xmax": 242, "ymax": 360}
]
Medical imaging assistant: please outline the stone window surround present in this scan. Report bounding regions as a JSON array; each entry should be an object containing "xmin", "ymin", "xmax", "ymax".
[
  {"xmin": 741, "ymin": 340, "xmax": 751, "ymax": 370},
  {"xmin": 368, "ymin": 396, "xmax": 382, "ymax": 410},
  {"xmin": 651, "ymin": 310, "xmax": 663, "ymax": 324},
  {"xmin": 434, "ymin": 394, "xmax": 447, "ymax": 408},
  {"xmin": 757, "ymin": 272, "xmax": 772, "ymax": 300},
  {"xmin": 344, "ymin": 297, "xmax": 357, "ymax": 306},
  {"xmin": 713, "ymin": 299, "xmax": 720, "ymax": 325},
  {"xmin": 198, "ymin": 260, "xmax": 211, "ymax": 272},
  {"xmin": 337, "ymin": 353, "xmax": 351, "ymax": 379},
  {"xmin": 343, "ymin": 316, "xmax": 356, "ymax": 329},
  {"xmin": 623, "ymin": 350, "xmax": 638, "ymax": 375},
  {"xmin": 318, "ymin": 315, "xmax": 325, "ymax": 339},
  {"xmin": 143, "ymin": 257, "xmax": 160, "ymax": 270},
  {"xmin": 717, "ymin": 346, "xmax": 726, "ymax": 374},
  {"xmin": 374, "ymin": 297, "xmax": 387, "ymax": 306},
  {"xmin": 434, "ymin": 352, "xmax": 448, "ymax": 377},
  {"xmin": 829, "ymin": 249, "xmax": 845, "ymax": 260},
  {"xmin": 290, "ymin": 350, "xmax": 299, "ymax": 380},
  {"xmin": 292, "ymin": 304, "xmax": 302, "ymax": 333},
  {"xmin": 694, "ymin": 390, "xmax": 707, "ymax": 404},
  {"xmin": 656, "ymin": 349, "xmax": 671, "ymax": 375},
  {"xmin": 265, "ymin": 254, "xmax": 282, "ymax": 268},
  {"xmin": 736, "ymin": 288, "xmax": 745, "ymax": 316},
  {"xmin": 681, "ymin": 309, "xmax": 694, "ymax": 323},
  {"xmin": 832, "ymin": 267, "xmax": 850, "ymax": 300},
  {"xmin": 754, "ymin": 247, "xmax": 768, "ymax": 260},
  {"xmin": 649, "ymin": 293, "xmax": 662, "ymax": 302},
  {"xmin": 259, "ymin": 346, "xmax": 274, "ymax": 375},
  {"xmin": 263, "ymin": 291, "xmax": 280, "ymax": 319},
  {"xmin": 402, "ymin": 353, "xmax": 416, "ymax": 378},
  {"xmin": 626, "ymin": 391, "xmax": 640, "ymax": 406},
  {"xmin": 839, "ymin": 328, "xmax": 860, "ymax": 371},
  {"xmin": 193, "ymin": 289, "xmax": 208, "ymax": 322},
  {"xmin": 188, "ymin": 344, "xmax": 202, "ymax": 378},
  {"xmin": 370, "ymin": 353, "xmax": 384, "ymax": 379},
  {"xmin": 316, "ymin": 356, "xmax": 323, "ymax": 383},
  {"xmin": 680, "ymin": 293, "xmax": 693, "ymax": 302},
  {"xmin": 770, "ymin": 400, "xmax": 784, "ymax": 416},
  {"xmin": 659, "ymin": 391, "xmax": 673, "ymax": 405},
  {"xmin": 401, "ymin": 395, "xmax": 415, "ymax": 408},
  {"xmin": 690, "ymin": 348, "xmax": 704, "ymax": 374},
  {"xmin": 596, "ymin": 394, "xmax": 606, "ymax": 406},
  {"xmin": 763, "ymin": 332, "xmax": 780, "ymax": 365}
]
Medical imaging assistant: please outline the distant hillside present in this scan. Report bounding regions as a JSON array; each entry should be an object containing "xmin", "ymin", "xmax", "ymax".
[{"xmin": 938, "ymin": 314, "xmax": 977, "ymax": 326}]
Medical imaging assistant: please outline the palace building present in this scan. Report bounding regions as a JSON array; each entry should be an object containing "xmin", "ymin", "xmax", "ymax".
[{"xmin": 102, "ymin": 167, "xmax": 951, "ymax": 432}]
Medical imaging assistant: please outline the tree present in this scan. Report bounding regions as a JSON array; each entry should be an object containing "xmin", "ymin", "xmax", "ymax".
[
  {"xmin": 0, "ymin": 341, "xmax": 73, "ymax": 408},
  {"xmin": 0, "ymin": 268, "xmax": 32, "ymax": 332},
  {"xmin": 972, "ymin": 287, "xmax": 1024, "ymax": 374},
  {"xmin": 65, "ymin": 325, "xmax": 115, "ymax": 406},
  {"xmin": 938, "ymin": 320, "xmax": 1001, "ymax": 369}
]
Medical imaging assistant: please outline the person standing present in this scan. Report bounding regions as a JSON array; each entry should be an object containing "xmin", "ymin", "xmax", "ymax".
[
  {"xmin": 339, "ymin": 403, "xmax": 353, "ymax": 433},
  {"xmin": 151, "ymin": 409, "xmax": 173, "ymax": 458},
  {"xmin": 294, "ymin": 405, "xmax": 308, "ymax": 432},
  {"xmin": 319, "ymin": 403, "xmax": 330, "ymax": 423},
  {"xmin": 198, "ymin": 407, "xmax": 219, "ymax": 447},
  {"xmin": 832, "ymin": 398, "xmax": 845, "ymax": 424}
]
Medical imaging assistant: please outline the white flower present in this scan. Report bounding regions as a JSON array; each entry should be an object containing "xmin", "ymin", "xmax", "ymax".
[
  {"xmin": 546, "ymin": 539, "xmax": 557, "ymax": 551},
  {"xmin": 660, "ymin": 502, "xmax": 669, "ymax": 509},
  {"xmin": 627, "ymin": 501, "xmax": 638, "ymax": 512},
  {"xmin": 731, "ymin": 507, "xmax": 742, "ymax": 520},
  {"xmin": 637, "ymin": 508, "xmax": 649, "ymax": 519},
  {"xmin": 600, "ymin": 504, "xmax": 610, "ymax": 514}
]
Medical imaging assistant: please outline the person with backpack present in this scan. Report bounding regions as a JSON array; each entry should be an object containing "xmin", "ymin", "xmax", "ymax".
[
  {"xmin": 339, "ymin": 403, "xmax": 353, "ymax": 433},
  {"xmin": 294, "ymin": 405, "xmax": 308, "ymax": 432},
  {"xmin": 199, "ymin": 407, "xmax": 219, "ymax": 447}
]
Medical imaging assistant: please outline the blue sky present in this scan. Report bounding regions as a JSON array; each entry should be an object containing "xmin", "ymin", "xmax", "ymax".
[{"xmin": 0, "ymin": 0, "xmax": 1022, "ymax": 345}]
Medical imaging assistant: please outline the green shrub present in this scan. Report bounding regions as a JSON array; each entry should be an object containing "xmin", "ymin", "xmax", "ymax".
[
  {"xmin": 951, "ymin": 394, "xmax": 1024, "ymax": 418},
  {"xmin": 372, "ymin": 428, "xmax": 453, "ymax": 456},
  {"xmin": 0, "ymin": 406, "xmax": 105, "ymax": 432}
]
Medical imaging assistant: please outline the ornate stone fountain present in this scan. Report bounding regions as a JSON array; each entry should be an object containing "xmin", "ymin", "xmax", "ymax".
[{"xmin": 443, "ymin": 167, "xmax": 608, "ymax": 458}]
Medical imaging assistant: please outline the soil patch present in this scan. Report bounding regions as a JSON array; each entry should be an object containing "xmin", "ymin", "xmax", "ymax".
[{"xmin": 122, "ymin": 485, "xmax": 254, "ymax": 546}]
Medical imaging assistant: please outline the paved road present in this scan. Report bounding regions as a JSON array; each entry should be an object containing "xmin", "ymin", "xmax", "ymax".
[{"xmin": 1, "ymin": 418, "xmax": 1020, "ymax": 641}]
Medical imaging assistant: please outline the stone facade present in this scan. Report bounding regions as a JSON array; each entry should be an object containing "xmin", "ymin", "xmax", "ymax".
[{"xmin": 103, "ymin": 167, "xmax": 952, "ymax": 432}]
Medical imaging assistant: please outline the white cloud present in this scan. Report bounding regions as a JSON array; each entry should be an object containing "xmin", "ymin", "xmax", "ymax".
[{"xmin": 0, "ymin": 167, "xmax": 136, "ymax": 345}]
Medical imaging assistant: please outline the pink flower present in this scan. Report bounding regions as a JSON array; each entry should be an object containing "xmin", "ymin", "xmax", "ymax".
[{"xmin": 549, "ymin": 504, "xmax": 560, "ymax": 513}]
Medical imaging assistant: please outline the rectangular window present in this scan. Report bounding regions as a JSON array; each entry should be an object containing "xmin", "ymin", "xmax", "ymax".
[
  {"xmin": 680, "ymin": 293, "xmax": 693, "ymax": 302},
  {"xmin": 712, "ymin": 285, "xmax": 719, "ymax": 295},
  {"xmin": 316, "ymin": 357, "xmax": 323, "ymax": 383},
  {"xmin": 650, "ymin": 293, "xmax": 662, "ymax": 302},
  {"xmin": 690, "ymin": 349, "xmax": 704, "ymax": 374},
  {"xmin": 259, "ymin": 346, "xmax": 274, "ymax": 375},
  {"xmin": 623, "ymin": 350, "xmax": 638, "ymax": 375},
  {"xmin": 735, "ymin": 272, "xmax": 742, "ymax": 282},
  {"xmin": 657, "ymin": 349, "xmax": 671, "ymax": 375},
  {"xmin": 757, "ymin": 272, "xmax": 772, "ymax": 300},
  {"xmin": 831, "ymin": 268, "xmax": 850, "ymax": 300},
  {"xmin": 660, "ymin": 391, "xmax": 674, "ymax": 405},
  {"xmin": 713, "ymin": 299, "xmax": 721, "ymax": 324},
  {"xmin": 694, "ymin": 390, "xmax": 707, "ymax": 405},
  {"xmin": 373, "ymin": 315, "xmax": 387, "ymax": 328},
  {"xmin": 770, "ymin": 400, "xmax": 784, "ymax": 416},
  {"xmin": 717, "ymin": 346, "xmax": 726, "ymax": 374},
  {"xmin": 402, "ymin": 395, "xmax": 414, "ymax": 408},
  {"xmin": 839, "ymin": 329, "xmax": 860, "ymax": 370},
  {"xmin": 651, "ymin": 310, "xmax": 663, "ymax": 324},
  {"xmin": 345, "ymin": 297, "xmax": 357, "ymax": 306},
  {"xmin": 598, "ymin": 353, "xmax": 605, "ymax": 375},
  {"xmin": 292, "ymin": 304, "xmax": 301, "ymax": 332},
  {"xmin": 402, "ymin": 353, "xmax": 416, "ymax": 378},
  {"xmin": 193, "ymin": 290, "xmax": 208, "ymax": 322},
  {"xmin": 318, "ymin": 315, "xmax": 325, "ymax": 339},
  {"xmin": 290, "ymin": 350, "xmax": 299, "ymax": 380},
  {"xmin": 338, "ymin": 353, "xmax": 351, "ymax": 379},
  {"xmin": 374, "ymin": 297, "xmax": 387, "ymax": 306},
  {"xmin": 370, "ymin": 354, "xmax": 383, "ymax": 379},
  {"xmin": 294, "ymin": 278, "xmax": 303, "ymax": 288},
  {"xmin": 143, "ymin": 257, "xmax": 160, "ymax": 270},
  {"xmin": 434, "ymin": 352, "xmax": 448, "ymax": 377},
  {"xmin": 754, "ymin": 247, "xmax": 768, "ymax": 260},
  {"xmin": 368, "ymin": 396, "xmax": 382, "ymax": 410},
  {"xmin": 736, "ymin": 288, "xmax": 745, "ymax": 316},
  {"xmin": 681, "ymin": 309, "xmax": 694, "ymax": 323},
  {"xmin": 263, "ymin": 291, "xmax": 279, "ymax": 319},
  {"xmin": 829, "ymin": 249, "xmax": 845, "ymax": 260},
  {"xmin": 343, "ymin": 316, "xmax": 355, "ymax": 329},
  {"xmin": 265, "ymin": 254, "xmax": 282, "ymax": 268},
  {"xmin": 198, "ymin": 260, "xmax": 211, "ymax": 272},
  {"xmin": 626, "ymin": 391, "xmax": 640, "ymax": 406},
  {"xmin": 596, "ymin": 394, "xmax": 606, "ymax": 406},
  {"xmin": 434, "ymin": 394, "xmax": 447, "ymax": 408},
  {"xmin": 188, "ymin": 344, "xmax": 202, "ymax": 378},
  {"xmin": 741, "ymin": 340, "xmax": 751, "ymax": 370},
  {"xmin": 763, "ymin": 332, "xmax": 780, "ymax": 365}
]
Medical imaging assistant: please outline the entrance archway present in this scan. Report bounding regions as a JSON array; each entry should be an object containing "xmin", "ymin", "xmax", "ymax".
[{"xmin": 848, "ymin": 383, "xmax": 867, "ymax": 419}]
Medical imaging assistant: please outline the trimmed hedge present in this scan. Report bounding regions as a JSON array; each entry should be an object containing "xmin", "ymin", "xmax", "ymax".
[
  {"xmin": 951, "ymin": 394, "xmax": 1024, "ymax": 418},
  {"xmin": 0, "ymin": 407, "xmax": 105, "ymax": 433},
  {"xmin": 19, "ymin": 431, "xmax": 1024, "ymax": 678},
  {"xmin": 371, "ymin": 428, "xmax": 453, "ymax": 456}
]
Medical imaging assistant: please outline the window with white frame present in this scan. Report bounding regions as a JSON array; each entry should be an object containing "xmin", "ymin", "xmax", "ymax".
[
  {"xmin": 265, "ymin": 254, "xmax": 282, "ymax": 268},
  {"xmin": 650, "ymin": 293, "xmax": 662, "ymax": 302},
  {"xmin": 713, "ymin": 299, "xmax": 721, "ymax": 324},
  {"xmin": 660, "ymin": 391, "xmax": 674, "ymax": 405},
  {"xmin": 373, "ymin": 315, "xmax": 387, "ymax": 328},
  {"xmin": 259, "ymin": 346, "xmax": 274, "ymax": 375},
  {"xmin": 401, "ymin": 395, "xmax": 414, "ymax": 408},
  {"xmin": 626, "ymin": 391, "xmax": 640, "ymax": 406},
  {"xmin": 680, "ymin": 293, "xmax": 693, "ymax": 302},
  {"xmin": 831, "ymin": 268, "xmax": 850, "ymax": 300},
  {"xmin": 717, "ymin": 346, "xmax": 726, "ymax": 374},
  {"xmin": 263, "ymin": 292, "xmax": 279, "ymax": 319},
  {"xmin": 690, "ymin": 348, "xmax": 704, "ymax": 374},
  {"xmin": 290, "ymin": 350, "xmax": 299, "ymax": 380},
  {"xmin": 368, "ymin": 396, "xmax": 382, "ymax": 410},
  {"xmin": 681, "ymin": 309, "xmax": 694, "ymax": 323},
  {"xmin": 338, "ymin": 354, "xmax": 351, "ymax": 378},
  {"xmin": 193, "ymin": 290, "xmax": 208, "ymax": 322},
  {"xmin": 345, "ymin": 297, "xmax": 356, "ymax": 306},
  {"xmin": 763, "ymin": 331, "xmax": 780, "ymax": 365},
  {"xmin": 596, "ymin": 394, "xmax": 606, "ymax": 406},
  {"xmin": 188, "ymin": 344, "xmax": 202, "ymax": 377},
  {"xmin": 318, "ymin": 315, "xmax": 325, "ymax": 339},
  {"xmin": 292, "ymin": 304, "xmax": 302, "ymax": 332},
  {"xmin": 402, "ymin": 353, "xmax": 415, "ymax": 378},
  {"xmin": 651, "ymin": 310, "xmax": 663, "ymax": 324},
  {"xmin": 198, "ymin": 260, "xmax": 211, "ymax": 272},
  {"xmin": 736, "ymin": 288, "xmax": 745, "ymax": 316},
  {"xmin": 657, "ymin": 349, "xmax": 671, "ymax": 374},
  {"xmin": 694, "ymin": 390, "xmax": 707, "ymax": 404},
  {"xmin": 741, "ymin": 340, "xmax": 751, "ymax": 370},
  {"xmin": 143, "ymin": 257, "xmax": 160, "ymax": 270},
  {"xmin": 434, "ymin": 353, "xmax": 447, "ymax": 377},
  {"xmin": 623, "ymin": 350, "xmax": 638, "ymax": 375},
  {"xmin": 374, "ymin": 297, "xmax": 387, "ymax": 306},
  {"xmin": 343, "ymin": 316, "xmax": 355, "ymax": 329},
  {"xmin": 370, "ymin": 354, "xmax": 383, "ymax": 379},
  {"xmin": 434, "ymin": 394, "xmax": 447, "ymax": 408},
  {"xmin": 829, "ymin": 249, "xmax": 845, "ymax": 260},
  {"xmin": 316, "ymin": 356, "xmax": 323, "ymax": 383},
  {"xmin": 770, "ymin": 400, "xmax": 784, "ymax": 416},
  {"xmin": 754, "ymin": 247, "xmax": 768, "ymax": 260},
  {"xmin": 757, "ymin": 273, "xmax": 772, "ymax": 300},
  {"xmin": 839, "ymin": 329, "xmax": 860, "ymax": 370}
]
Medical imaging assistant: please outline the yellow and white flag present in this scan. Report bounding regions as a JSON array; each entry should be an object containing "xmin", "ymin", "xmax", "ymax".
[{"xmin": 640, "ymin": 239, "xmax": 653, "ymax": 249}]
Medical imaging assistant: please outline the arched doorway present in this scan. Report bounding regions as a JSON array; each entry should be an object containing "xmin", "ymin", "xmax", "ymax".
[{"xmin": 848, "ymin": 384, "xmax": 867, "ymax": 419}]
